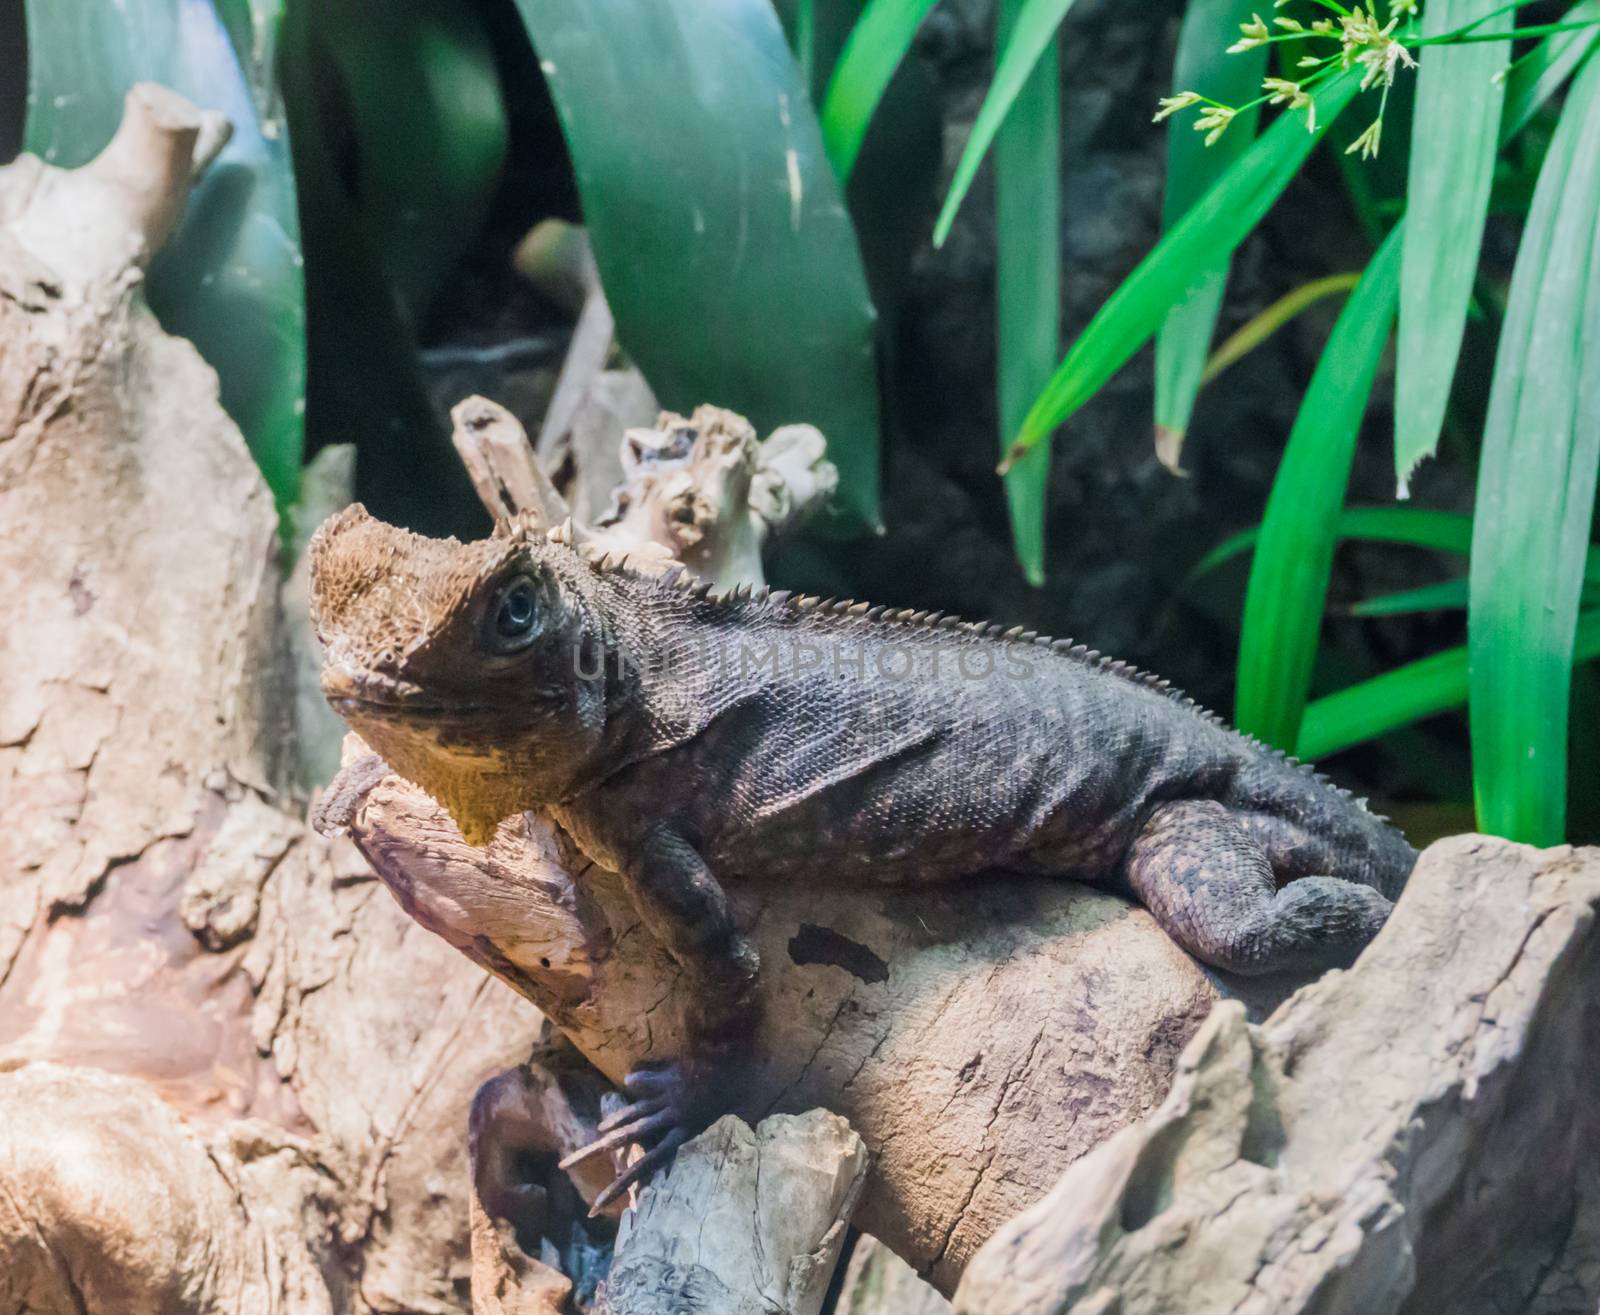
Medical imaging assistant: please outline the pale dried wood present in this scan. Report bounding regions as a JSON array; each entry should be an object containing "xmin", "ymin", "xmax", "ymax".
[
  {"xmin": 452, "ymin": 395, "xmax": 572, "ymax": 530},
  {"xmin": 597, "ymin": 1111, "xmax": 867, "ymax": 1315},
  {"xmin": 0, "ymin": 86, "xmax": 545, "ymax": 1315},
  {"xmin": 951, "ymin": 835, "xmax": 1600, "ymax": 1315},
  {"xmin": 335, "ymin": 764, "xmax": 1237, "ymax": 1293}
]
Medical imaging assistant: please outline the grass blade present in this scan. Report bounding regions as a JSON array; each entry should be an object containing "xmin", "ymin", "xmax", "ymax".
[
  {"xmin": 1200, "ymin": 272, "xmax": 1361, "ymax": 386},
  {"xmin": 995, "ymin": 0, "xmax": 1060, "ymax": 585},
  {"xmin": 1468, "ymin": 47, "xmax": 1600, "ymax": 844},
  {"xmin": 1002, "ymin": 68, "xmax": 1361, "ymax": 472},
  {"xmin": 1153, "ymin": 0, "xmax": 1268, "ymax": 468},
  {"xmin": 1190, "ymin": 505, "xmax": 1476, "ymax": 578},
  {"xmin": 819, "ymin": 0, "xmax": 939, "ymax": 178},
  {"xmin": 932, "ymin": 0, "xmax": 1079, "ymax": 246},
  {"xmin": 515, "ymin": 0, "xmax": 883, "ymax": 528},
  {"xmin": 1009, "ymin": 14, "xmax": 1589, "ymax": 481},
  {"xmin": 1395, "ymin": 0, "xmax": 1512, "ymax": 493},
  {"xmin": 1299, "ymin": 612, "xmax": 1600, "ymax": 761},
  {"xmin": 1346, "ymin": 579, "xmax": 1470, "ymax": 617},
  {"xmin": 1234, "ymin": 227, "xmax": 1403, "ymax": 749},
  {"xmin": 1501, "ymin": 0, "xmax": 1600, "ymax": 119}
]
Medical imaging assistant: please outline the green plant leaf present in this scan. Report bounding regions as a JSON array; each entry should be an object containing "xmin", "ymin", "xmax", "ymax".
[
  {"xmin": 819, "ymin": 0, "xmax": 939, "ymax": 179},
  {"xmin": 1190, "ymin": 505, "xmax": 1477, "ymax": 579},
  {"xmin": 313, "ymin": 0, "xmax": 508, "ymax": 326},
  {"xmin": 1500, "ymin": 0, "xmax": 1600, "ymax": 121},
  {"xmin": 931, "ymin": 0, "xmax": 1079, "ymax": 247},
  {"xmin": 1234, "ymin": 227, "xmax": 1403, "ymax": 750},
  {"xmin": 995, "ymin": 0, "xmax": 1059, "ymax": 586},
  {"xmin": 1003, "ymin": 68, "xmax": 1362, "ymax": 472},
  {"xmin": 278, "ymin": 0, "xmax": 478, "ymax": 538},
  {"xmin": 1152, "ymin": 0, "xmax": 1268, "ymax": 467},
  {"xmin": 1468, "ymin": 47, "xmax": 1600, "ymax": 844},
  {"xmin": 23, "ymin": 0, "xmax": 306, "ymax": 517},
  {"xmin": 1200, "ymin": 272, "xmax": 1361, "ymax": 386},
  {"xmin": 1346, "ymin": 579, "xmax": 1470, "ymax": 618},
  {"xmin": 513, "ymin": 0, "xmax": 882, "ymax": 529},
  {"xmin": 1299, "ymin": 612, "xmax": 1600, "ymax": 761},
  {"xmin": 1394, "ymin": 0, "xmax": 1512, "ymax": 493}
]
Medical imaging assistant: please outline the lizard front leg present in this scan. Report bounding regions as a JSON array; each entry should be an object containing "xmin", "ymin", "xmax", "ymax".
[
  {"xmin": 1125, "ymin": 799, "xmax": 1393, "ymax": 976},
  {"xmin": 562, "ymin": 822, "xmax": 759, "ymax": 1211}
]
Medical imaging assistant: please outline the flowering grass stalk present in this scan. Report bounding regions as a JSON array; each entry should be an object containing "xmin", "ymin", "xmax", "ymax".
[{"xmin": 1155, "ymin": 0, "xmax": 1599, "ymax": 157}]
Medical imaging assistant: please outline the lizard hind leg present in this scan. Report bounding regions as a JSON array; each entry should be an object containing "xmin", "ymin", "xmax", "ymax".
[{"xmin": 1124, "ymin": 799, "xmax": 1393, "ymax": 977}]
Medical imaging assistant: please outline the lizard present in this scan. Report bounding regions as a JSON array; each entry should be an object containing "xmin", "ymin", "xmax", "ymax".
[{"xmin": 309, "ymin": 502, "xmax": 1416, "ymax": 1208}]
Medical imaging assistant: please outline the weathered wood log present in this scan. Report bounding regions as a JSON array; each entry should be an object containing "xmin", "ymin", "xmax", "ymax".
[
  {"xmin": 950, "ymin": 835, "xmax": 1600, "ymax": 1315},
  {"xmin": 339, "ymin": 763, "xmax": 1244, "ymax": 1291},
  {"xmin": 0, "ymin": 85, "xmax": 546, "ymax": 1314},
  {"xmin": 597, "ymin": 1111, "xmax": 867, "ymax": 1315}
]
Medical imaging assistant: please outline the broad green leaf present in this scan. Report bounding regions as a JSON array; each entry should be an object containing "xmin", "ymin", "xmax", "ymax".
[
  {"xmin": 279, "ymin": 0, "xmax": 477, "ymax": 537},
  {"xmin": 1235, "ymin": 227, "xmax": 1403, "ymax": 750},
  {"xmin": 514, "ymin": 0, "xmax": 882, "ymax": 528},
  {"xmin": 1152, "ymin": 0, "xmax": 1267, "ymax": 467},
  {"xmin": 932, "ymin": 0, "xmax": 1080, "ymax": 247},
  {"xmin": 1468, "ymin": 47, "xmax": 1600, "ymax": 844},
  {"xmin": 819, "ymin": 0, "xmax": 939, "ymax": 178},
  {"xmin": 1191, "ymin": 506, "xmax": 1476, "ymax": 579},
  {"xmin": 995, "ymin": 0, "xmax": 1059, "ymax": 586},
  {"xmin": 1395, "ymin": 0, "xmax": 1512, "ymax": 493},
  {"xmin": 313, "ymin": 0, "xmax": 508, "ymax": 326},
  {"xmin": 1300, "ymin": 612, "xmax": 1600, "ymax": 761},
  {"xmin": 24, "ymin": 0, "xmax": 305, "ymax": 516},
  {"xmin": 1004, "ymin": 68, "xmax": 1361, "ymax": 471}
]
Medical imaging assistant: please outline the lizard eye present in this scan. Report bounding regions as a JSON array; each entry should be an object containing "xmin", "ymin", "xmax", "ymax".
[{"xmin": 485, "ymin": 575, "xmax": 542, "ymax": 654}]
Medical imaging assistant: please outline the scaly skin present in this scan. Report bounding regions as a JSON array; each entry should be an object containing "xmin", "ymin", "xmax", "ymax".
[{"xmin": 310, "ymin": 504, "xmax": 1416, "ymax": 1206}]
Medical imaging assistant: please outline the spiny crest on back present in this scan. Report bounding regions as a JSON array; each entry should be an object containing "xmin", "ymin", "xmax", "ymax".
[{"xmin": 596, "ymin": 545, "xmax": 1362, "ymax": 805}]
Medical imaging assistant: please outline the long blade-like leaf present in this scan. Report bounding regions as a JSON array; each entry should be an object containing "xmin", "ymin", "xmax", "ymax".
[
  {"xmin": 1300, "ymin": 612, "xmax": 1600, "ymax": 761},
  {"xmin": 1191, "ymin": 505, "xmax": 1476, "ymax": 578},
  {"xmin": 1003, "ymin": 68, "xmax": 1361, "ymax": 471},
  {"xmin": 1347, "ymin": 579, "xmax": 1471, "ymax": 618},
  {"xmin": 515, "ymin": 0, "xmax": 883, "ymax": 528},
  {"xmin": 1152, "ymin": 0, "xmax": 1268, "ymax": 467},
  {"xmin": 1468, "ymin": 47, "xmax": 1600, "ymax": 844},
  {"xmin": 1501, "ymin": 0, "xmax": 1600, "ymax": 119},
  {"xmin": 24, "ymin": 0, "xmax": 305, "ymax": 516},
  {"xmin": 1235, "ymin": 227, "xmax": 1403, "ymax": 749},
  {"xmin": 1395, "ymin": 0, "xmax": 1512, "ymax": 493},
  {"xmin": 995, "ymin": 0, "xmax": 1060, "ymax": 585},
  {"xmin": 819, "ymin": 0, "xmax": 938, "ymax": 178},
  {"xmin": 932, "ymin": 0, "xmax": 1079, "ymax": 246},
  {"xmin": 1010, "ymin": 16, "xmax": 1592, "ymax": 480}
]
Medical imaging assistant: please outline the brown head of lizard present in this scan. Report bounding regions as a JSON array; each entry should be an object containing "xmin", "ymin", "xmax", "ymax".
[{"xmin": 309, "ymin": 503, "xmax": 618, "ymax": 844}]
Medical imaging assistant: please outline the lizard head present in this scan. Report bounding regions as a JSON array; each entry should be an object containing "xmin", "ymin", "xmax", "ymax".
[{"xmin": 309, "ymin": 504, "xmax": 613, "ymax": 845}]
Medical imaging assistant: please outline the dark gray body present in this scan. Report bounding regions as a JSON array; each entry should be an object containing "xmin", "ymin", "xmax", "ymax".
[{"xmin": 539, "ymin": 561, "xmax": 1415, "ymax": 1014}]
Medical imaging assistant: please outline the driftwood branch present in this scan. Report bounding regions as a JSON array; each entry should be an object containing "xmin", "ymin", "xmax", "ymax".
[
  {"xmin": 951, "ymin": 835, "xmax": 1600, "ymax": 1315},
  {"xmin": 597, "ymin": 1111, "xmax": 867, "ymax": 1315},
  {"xmin": 0, "ymin": 86, "xmax": 546, "ymax": 1314}
]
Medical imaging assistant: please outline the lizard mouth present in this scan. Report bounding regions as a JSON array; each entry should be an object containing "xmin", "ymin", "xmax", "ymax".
[
  {"xmin": 327, "ymin": 694, "xmax": 460, "ymax": 721},
  {"xmin": 322, "ymin": 669, "xmax": 477, "ymax": 721}
]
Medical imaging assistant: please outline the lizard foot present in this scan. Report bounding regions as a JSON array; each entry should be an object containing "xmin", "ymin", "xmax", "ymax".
[{"xmin": 559, "ymin": 1063, "xmax": 693, "ymax": 1215}]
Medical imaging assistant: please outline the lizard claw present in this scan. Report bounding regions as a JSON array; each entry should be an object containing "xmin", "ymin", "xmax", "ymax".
[{"xmin": 558, "ymin": 1063, "xmax": 693, "ymax": 1215}]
